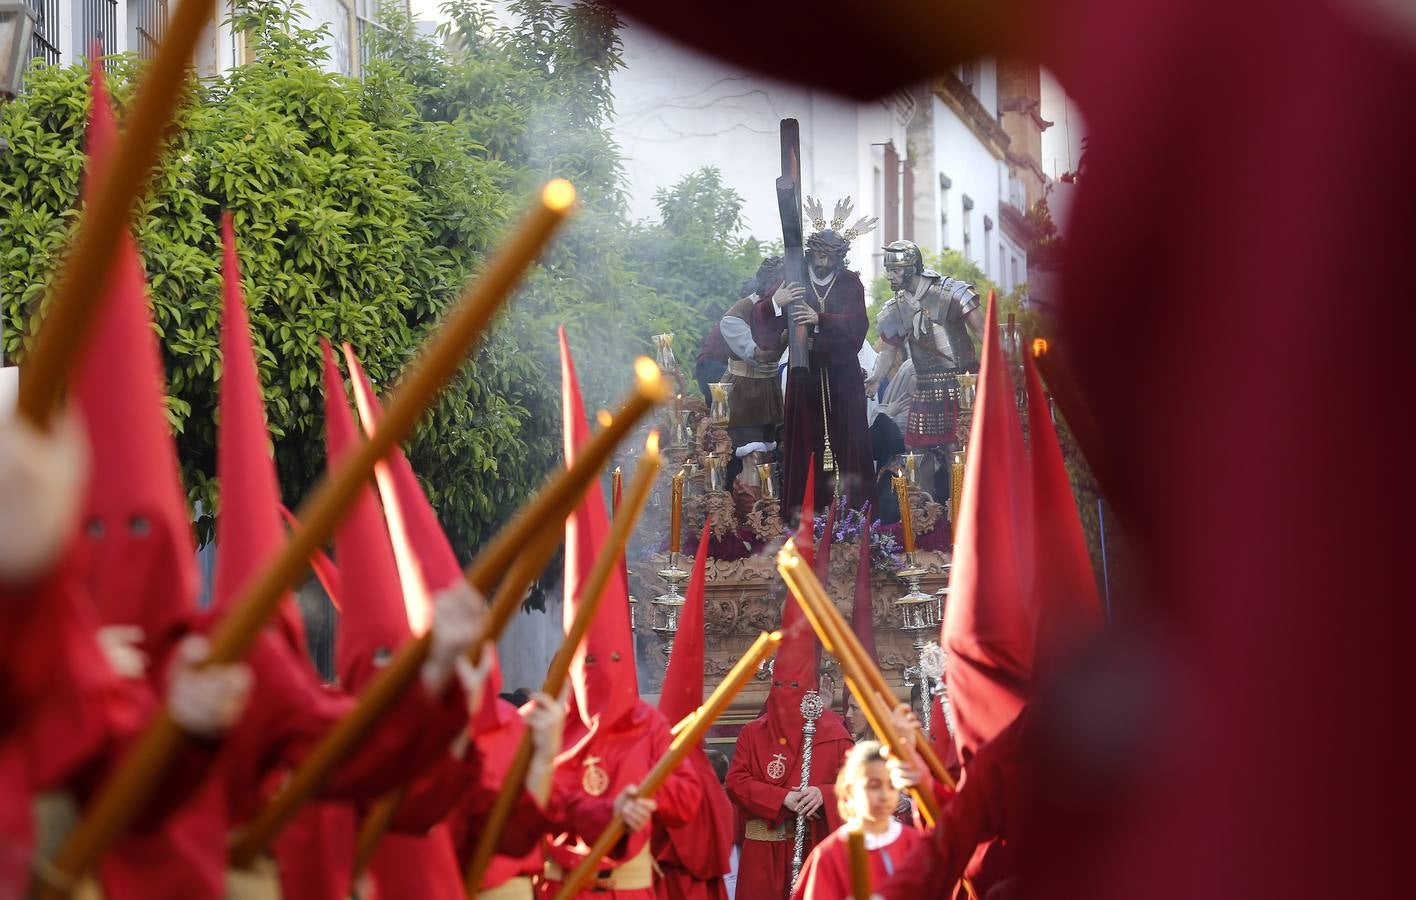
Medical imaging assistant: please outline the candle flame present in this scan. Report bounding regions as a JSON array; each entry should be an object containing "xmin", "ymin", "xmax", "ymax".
[
  {"xmin": 596, "ymin": 409, "xmax": 613, "ymax": 428},
  {"xmin": 645, "ymin": 430, "xmax": 660, "ymax": 455},
  {"xmin": 1032, "ymin": 337, "xmax": 1050, "ymax": 358},
  {"xmin": 541, "ymin": 179, "xmax": 577, "ymax": 212},
  {"xmin": 633, "ymin": 357, "xmax": 668, "ymax": 400}
]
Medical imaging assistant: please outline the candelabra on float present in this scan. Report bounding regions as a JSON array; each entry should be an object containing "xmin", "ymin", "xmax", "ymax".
[
  {"xmin": 665, "ymin": 393, "xmax": 691, "ymax": 450},
  {"xmin": 892, "ymin": 454, "xmax": 945, "ymax": 733},
  {"xmin": 653, "ymin": 465, "xmax": 690, "ymax": 657}
]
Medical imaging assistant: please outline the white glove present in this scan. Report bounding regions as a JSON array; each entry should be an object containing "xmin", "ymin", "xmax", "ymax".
[
  {"xmin": 97, "ymin": 625, "xmax": 148, "ymax": 680},
  {"xmin": 0, "ymin": 409, "xmax": 88, "ymax": 584},
  {"xmin": 421, "ymin": 580, "xmax": 486, "ymax": 694},
  {"xmin": 167, "ymin": 634, "xmax": 252, "ymax": 738}
]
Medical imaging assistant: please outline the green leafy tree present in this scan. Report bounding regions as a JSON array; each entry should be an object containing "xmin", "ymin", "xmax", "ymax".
[
  {"xmin": 0, "ymin": 1, "xmax": 553, "ymax": 554},
  {"xmin": 1, "ymin": 0, "xmax": 766, "ymax": 561}
]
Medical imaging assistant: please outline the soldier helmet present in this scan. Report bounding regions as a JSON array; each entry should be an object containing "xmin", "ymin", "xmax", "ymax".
[{"xmin": 882, "ymin": 240, "xmax": 924, "ymax": 274}]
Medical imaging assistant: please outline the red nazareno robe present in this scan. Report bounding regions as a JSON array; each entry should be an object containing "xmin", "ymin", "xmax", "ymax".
[
  {"xmin": 539, "ymin": 701, "xmax": 702, "ymax": 900},
  {"xmin": 0, "ymin": 564, "xmax": 218, "ymax": 900},
  {"xmin": 750, "ymin": 267, "xmax": 876, "ymax": 517},
  {"xmin": 441, "ymin": 699, "xmax": 554, "ymax": 892},
  {"xmin": 725, "ymin": 710, "xmax": 854, "ymax": 900},
  {"xmin": 96, "ymin": 621, "xmax": 472, "ymax": 900},
  {"xmin": 791, "ymin": 821, "xmax": 928, "ymax": 900},
  {"xmin": 651, "ymin": 749, "xmax": 734, "ymax": 900}
]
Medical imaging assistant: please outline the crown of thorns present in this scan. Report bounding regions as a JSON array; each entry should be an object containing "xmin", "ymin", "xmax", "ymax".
[{"xmin": 804, "ymin": 196, "xmax": 880, "ymax": 243}]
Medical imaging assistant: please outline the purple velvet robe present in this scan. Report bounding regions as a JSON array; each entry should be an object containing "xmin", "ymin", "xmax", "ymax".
[{"xmin": 751, "ymin": 270, "xmax": 877, "ymax": 517}]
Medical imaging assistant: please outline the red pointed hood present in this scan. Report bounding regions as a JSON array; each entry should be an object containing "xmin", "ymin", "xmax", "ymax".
[
  {"xmin": 940, "ymin": 291, "xmax": 1035, "ymax": 761},
  {"xmin": 766, "ymin": 462, "xmax": 839, "ymax": 753},
  {"xmin": 560, "ymin": 328, "xmax": 637, "ymax": 738},
  {"xmin": 70, "ymin": 59, "xmax": 196, "ymax": 658},
  {"xmin": 1022, "ymin": 349, "xmax": 1103, "ymax": 679},
  {"xmin": 321, "ymin": 342, "xmax": 409, "ymax": 691},
  {"xmin": 851, "ymin": 503, "xmax": 879, "ymax": 667},
  {"xmin": 654, "ymin": 534, "xmax": 732, "ymax": 882},
  {"xmin": 659, "ymin": 523, "xmax": 711, "ymax": 725},
  {"xmin": 813, "ymin": 494, "xmax": 837, "ymax": 582},
  {"xmin": 212, "ymin": 213, "xmax": 306, "ymax": 653},
  {"xmin": 342, "ymin": 343, "xmax": 503, "ymax": 722}
]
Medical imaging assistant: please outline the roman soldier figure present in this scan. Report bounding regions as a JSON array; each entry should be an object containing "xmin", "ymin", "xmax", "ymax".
[{"xmin": 866, "ymin": 240, "xmax": 983, "ymax": 513}]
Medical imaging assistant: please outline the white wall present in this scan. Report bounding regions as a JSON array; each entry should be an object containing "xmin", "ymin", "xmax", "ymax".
[
  {"xmin": 496, "ymin": 602, "xmax": 562, "ymax": 696},
  {"xmin": 929, "ymin": 95, "xmax": 1006, "ymax": 279},
  {"xmin": 609, "ymin": 20, "xmax": 907, "ymax": 277},
  {"xmin": 1040, "ymin": 67, "xmax": 1086, "ymax": 181}
]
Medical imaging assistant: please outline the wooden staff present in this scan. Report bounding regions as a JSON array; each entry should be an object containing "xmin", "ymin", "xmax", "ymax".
[
  {"xmin": 847, "ymin": 827, "xmax": 871, "ymax": 900},
  {"xmin": 350, "ymin": 522, "xmax": 566, "ymax": 877},
  {"xmin": 231, "ymin": 360, "xmax": 664, "ymax": 865},
  {"xmin": 548, "ymin": 630, "xmax": 781, "ymax": 900},
  {"xmin": 18, "ymin": 0, "xmax": 216, "ymax": 428},
  {"xmin": 32, "ymin": 183, "xmax": 577, "ymax": 898},
  {"xmin": 464, "ymin": 435, "xmax": 662, "ymax": 895},
  {"xmin": 777, "ymin": 543, "xmax": 943, "ymax": 825}
]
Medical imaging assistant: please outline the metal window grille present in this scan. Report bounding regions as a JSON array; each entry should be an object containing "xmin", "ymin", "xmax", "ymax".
[
  {"xmin": 355, "ymin": 0, "xmax": 387, "ymax": 74},
  {"xmin": 80, "ymin": 0, "xmax": 119, "ymax": 58},
  {"xmin": 28, "ymin": 0, "xmax": 60, "ymax": 66},
  {"xmin": 132, "ymin": 0, "xmax": 168, "ymax": 60}
]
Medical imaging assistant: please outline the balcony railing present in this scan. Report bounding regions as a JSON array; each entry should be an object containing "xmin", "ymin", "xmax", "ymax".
[
  {"xmin": 133, "ymin": 0, "xmax": 169, "ymax": 61},
  {"xmin": 80, "ymin": 0, "xmax": 119, "ymax": 58},
  {"xmin": 28, "ymin": 0, "xmax": 60, "ymax": 66}
]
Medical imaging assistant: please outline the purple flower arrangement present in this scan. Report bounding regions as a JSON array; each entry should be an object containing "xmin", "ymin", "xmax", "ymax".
[{"xmin": 804, "ymin": 496, "xmax": 904, "ymax": 573}]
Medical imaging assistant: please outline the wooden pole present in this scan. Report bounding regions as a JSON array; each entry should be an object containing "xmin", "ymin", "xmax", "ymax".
[
  {"xmin": 464, "ymin": 437, "xmax": 662, "ymax": 896},
  {"xmin": 547, "ymin": 630, "xmax": 781, "ymax": 900},
  {"xmin": 847, "ymin": 827, "xmax": 871, "ymax": 900},
  {"xmin": 34, "ymin": 182, "xmax": 577, "ymax": 898},
  {"xmin": 350, "ymin": 522, "xmax": 565, "ymax": 877},
  {"xmin": 231, "ymin": 361, "xmax": 664, "ymax": 865},
  {"xmin": 17, "ymin": 0, "xmax": 216, "ymax": 428},
  {"xmin": 777, "ymin": 544, "xmax": 943, "ymax": 825}
]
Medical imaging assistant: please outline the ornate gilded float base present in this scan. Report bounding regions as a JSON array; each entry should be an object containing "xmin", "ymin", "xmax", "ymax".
[{"xmin": 630, "ymin": 546, "xmax": 952, "ymax": 746}]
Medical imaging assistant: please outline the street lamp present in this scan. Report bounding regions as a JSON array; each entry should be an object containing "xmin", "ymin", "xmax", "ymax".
[{"xmin": 0, "ymin": 0, "xmax": 37, "ymax": 101}]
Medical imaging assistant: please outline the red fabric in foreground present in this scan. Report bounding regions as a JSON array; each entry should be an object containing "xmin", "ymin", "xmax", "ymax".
[
  {"xmin": 941, "ymin": 294, "xmax": 1033, "ymax": 762},
  {"xmin": 597, "ymin": 2, "xmax": 1406, "ymax": 897}
]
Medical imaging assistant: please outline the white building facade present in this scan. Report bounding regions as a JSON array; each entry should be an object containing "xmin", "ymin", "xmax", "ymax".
[
  {"xmin": 22, "ymin": 0, "xmax": 396, "ymax": 78},
  {"xmin": 609, "ymin": 22, "xmax": 1053, "ymax": 293},
  {"xmin": 609, "ymin": 19, "xmax": 914, "ymax": 280}
]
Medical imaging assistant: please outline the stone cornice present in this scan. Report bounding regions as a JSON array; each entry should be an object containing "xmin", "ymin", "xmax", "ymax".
[
  {"xmin": 933, "ymin": 74, "xmax": 1011, "ymax": 161},
  {"xmin": 999, "ymin": 200, "xmax": 1041, "ymax": 246},
  {"xmin": 1006, "ymin": 148, "xmax": 1049, "ymax": 186}
]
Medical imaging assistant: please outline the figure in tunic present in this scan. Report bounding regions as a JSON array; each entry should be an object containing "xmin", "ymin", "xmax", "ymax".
[
  {"xmin": 720, "ymin": 256, "xmax": 788, "ymax": 491},
  {"xmin": 866, "ymin": 240, "xmax": 983, "ymax": 517},
  {"xmin": 752, "ymin": 201, "xmax": 879, "ymax": 517}
]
